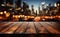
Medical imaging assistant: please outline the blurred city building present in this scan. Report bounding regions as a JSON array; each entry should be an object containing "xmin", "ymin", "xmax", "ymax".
[
  {"xmin": 0, "ymin": 0, "xmax": 60, "ymax": 21},
  {"xmin": 22, "ymin": 1, "xmax": 31, "ymax": 15},
  {"xmin": 31, "ymin": 5, "xmax": 35, "ymax": 15}
]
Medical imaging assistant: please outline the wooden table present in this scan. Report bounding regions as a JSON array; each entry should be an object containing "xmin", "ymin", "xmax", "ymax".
[{"xmin": 0, "ymin": 22, "xmax": 60, "ymax": 34}]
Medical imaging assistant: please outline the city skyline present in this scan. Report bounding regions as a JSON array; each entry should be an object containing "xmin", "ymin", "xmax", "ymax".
[
  {"xmin": 0, "ymin": 0, "xmax": 60, "ymax": 22},
  {"xmin": 1, "ymin": 0, "xmax": 60, "ymax": 14},
  {"xmin": 3, "ymin": 0, "xmax": 60, "ymax": 11},
  {"xmin": 22, "ymin": 0, "xmax": 60, "ymax": 12}
]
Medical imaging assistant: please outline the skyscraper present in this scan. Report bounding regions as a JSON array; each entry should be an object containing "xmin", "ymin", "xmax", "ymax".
[
  {"xmin": 48, "ymin": 3, "xmax": 52, "ymax": 15},
  {"xmin": 41, "ymin": 2, "xmax": 45, "ymax": 15},
  {"xmin": 38, "ymin": 6, "xmax": 40, "ymax": 15},
  {"xmin": 36, "ymin": 10, "xmax": 37, "ymax": 16},
  {"xmin": 31, "ymin": 5, "xmax": 34, "ymax": 15},
  {"xmin": 55, "ymin": 1, "xmax": 60, "ymax": 15},
  {"xmin": 23, "ymin": 1, "xmax": 28, "ymax": 15}
]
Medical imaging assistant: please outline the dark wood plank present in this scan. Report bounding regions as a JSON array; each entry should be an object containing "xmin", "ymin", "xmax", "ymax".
[
  {"xmin": 40, "ymin": 22, "xmax": 60, "ymax": 34},
  {"xmin": 0, "ymin": 22, "xmax": 13, "ymax": 32},
  {"xmin": 1, "ymin": 22, "xmax": 18, "ymax": 33},
  {"xmin": 0, "ymin": 22, "xmax": 12, "ymax": 27},
  {"xmin": 34, "ymin": 22, "xmax": 48, "ymax": 33},
  {"xmin": 45, "ymin": 22, "xmax": 60, "ymax": 31}
]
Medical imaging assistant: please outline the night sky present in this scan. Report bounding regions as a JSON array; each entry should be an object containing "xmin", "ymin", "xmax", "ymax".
[{"xmin": 21, "ymin": 0, "xmax": 60, "ymax": 12}]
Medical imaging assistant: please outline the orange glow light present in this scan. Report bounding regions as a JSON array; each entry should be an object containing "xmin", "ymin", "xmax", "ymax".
[{"xmin": 0, "ymin": 12, "xmax": 3, "ymax": 14}]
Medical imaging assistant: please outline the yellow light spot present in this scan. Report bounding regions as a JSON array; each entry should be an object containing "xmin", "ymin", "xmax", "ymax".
[
  {"xmin": 4, "ymin": 11, "xmax": 7, "ymax": 14},
  {"xmin": 0, "ymin": 12, "xmax": 3, "ymax": 14}
]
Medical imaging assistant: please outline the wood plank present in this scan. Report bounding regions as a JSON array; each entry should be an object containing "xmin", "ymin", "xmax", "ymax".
[
  {"xmin": 40, "ymin": 22, "xmax": 60, "ymax": 34},
  {"xmin": 16, "ymin": 22, "xmax": 28, "ymax": 33},
  {"xmin": 1, "ymin": 22, "xmax": 18, "ymax": 33},
  {"xmin": 0, "ymin": 22, "xmax": 12, "ymax": 27},
  {"xmin": 45, "ymin": 22, "xmax": 60, "ymax": 31},
  {"xmin": 26, "ymin": 22, "xmax": 36, "ymax": 33},
  {"xmin": 0, "ymin": 22, "xmax": 60, "ymax": 34},
  {"xmin": 0, "ymin": 22, "xmax": 13, "ymax": 32},
  {"xmin": 0, "ymin": 22, "xmax": 7, "ymax": 26},
  {"xmin": 34, "ymin": 22, "xmax": 48, "ymax": 33},
  {"xmin": 4, "ymin": 22, "xmax": 23, "ymax": 34}
]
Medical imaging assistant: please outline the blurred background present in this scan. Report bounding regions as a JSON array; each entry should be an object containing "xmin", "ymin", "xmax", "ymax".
[{"xmin": 0, "ymin": 0, "xmax": 60, "ymax": 22}]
